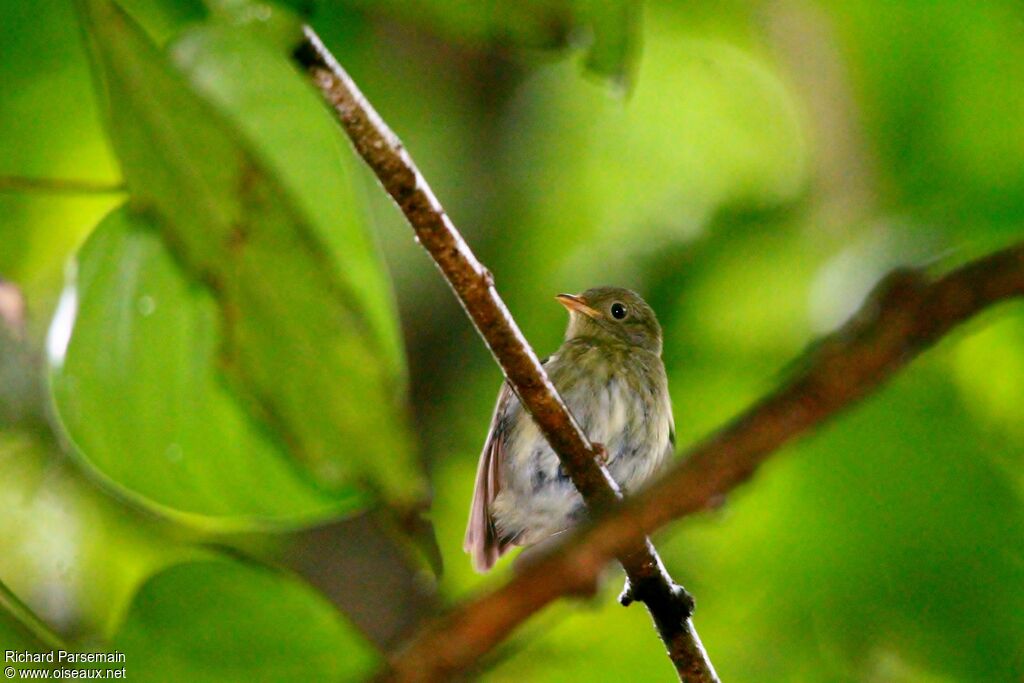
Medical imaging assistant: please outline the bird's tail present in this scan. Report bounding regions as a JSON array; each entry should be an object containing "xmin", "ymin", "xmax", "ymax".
[{"xmin": 463, "ymin": 441, "xmax": 517, "ymax": 572}]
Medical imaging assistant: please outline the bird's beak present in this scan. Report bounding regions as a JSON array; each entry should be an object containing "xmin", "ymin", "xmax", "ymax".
[{"xmin": 556, "ymin": 293, "xmax": 601, "ymax": 319}]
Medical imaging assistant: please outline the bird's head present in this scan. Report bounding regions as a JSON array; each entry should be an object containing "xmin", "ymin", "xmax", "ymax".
[{"xmin": 556, "ymin": 286, "xmax": 662, "ymax": 355}]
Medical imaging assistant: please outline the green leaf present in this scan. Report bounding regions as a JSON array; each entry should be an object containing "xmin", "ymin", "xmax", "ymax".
[
  {"xmin": 50, "ymin": 206, "xmax": 361, "ymax": 523},
  {"xmin": 168, "ymin": 23, "xmax": 404, "ymax": 377},
  {"xmin": 112, "ymin": 559, "xmax": 378, "ymax": 682},
  {"xmin": 74, "ymin": 0, "xmax": 426, "ymax": 505},
  {"xmin": 0, "ymin": 428, "xmax": 201, "ymax": 642},
  {"xmin": 0, "ymin": 578, "xmax": 65, "ymax": 653},
  {"xmin": 0, "ymin": 615, "xmax": 48, "ymax": 657},
  {"xmin": 202, "ymin": 0, "xmax": 306, "ymax": 53},
  {"xmin": 575, "ymin": 0, "xmax": 640, "ymax": 86}
]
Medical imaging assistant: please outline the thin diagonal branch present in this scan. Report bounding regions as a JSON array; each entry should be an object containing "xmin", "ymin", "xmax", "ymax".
[
  {"xmin": 293, "ymin": 26, "xmax": 717, "ymax": 683},
  {"xmin": 382, "ymin": 244, "xmax": 1024, "ymax": 678}
]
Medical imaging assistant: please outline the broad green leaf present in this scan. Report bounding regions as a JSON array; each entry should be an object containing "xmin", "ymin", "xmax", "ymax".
[
  {"xmin": 168, "ymin": 23, "xmax": 404, "ymax": 376},
  {"xmin": 0, "ymin": 429, "xmax": 199, "ymax": 642},
  {"xmin": 112, "ymin": 559, "xmax": 378, "ymax": 682},
  {"xmin": 202, "ymin": 0, "xmax": 305, "ymax": 52},
  {"xmin": 0, "ymin": 615, "xmax": 49, "ymax": 657},
  {"xmin": 75, "ymin": 0, "xmax": 425, "ymax": 505},
  {"xmin": 0, "ymin": 578, "xmax": 64, "ymax": 654},
  {"xmin": 50, "ymin": 207, "xmax": 360, "ymax": 523}
]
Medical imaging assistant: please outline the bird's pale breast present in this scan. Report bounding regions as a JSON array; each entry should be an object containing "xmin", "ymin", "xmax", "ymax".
[{"xmin": 490, "ymin": 340, "xmax": 673, "ymax": 546}]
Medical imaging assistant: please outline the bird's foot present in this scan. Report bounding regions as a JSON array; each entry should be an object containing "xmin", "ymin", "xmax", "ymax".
[
  {"xmin": 592, "ymin": 442, "xmax": 609, "ymax": 467},
  {"xmin": 619, "ymin": 576, "xmax": 695, "ymax": 619},
  {"xmin": 618, "ymin": 577, "xmax": 635, "ymax": 606}
]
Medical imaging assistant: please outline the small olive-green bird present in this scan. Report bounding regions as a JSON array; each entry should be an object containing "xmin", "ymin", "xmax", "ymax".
[{"xmin": 465, "ymin": 286, "xmax": 674, "ymax": 572}]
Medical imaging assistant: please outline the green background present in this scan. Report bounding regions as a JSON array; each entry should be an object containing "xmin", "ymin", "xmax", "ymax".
[{"xmin": 1, "ymin": 0, "xmax": 1022, "ymax": 680}]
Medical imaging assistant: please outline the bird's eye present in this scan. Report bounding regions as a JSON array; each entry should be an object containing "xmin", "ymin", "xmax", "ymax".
[{"xmin": 610, "ymin": 302, "xmax": 628, "ymax": 320}]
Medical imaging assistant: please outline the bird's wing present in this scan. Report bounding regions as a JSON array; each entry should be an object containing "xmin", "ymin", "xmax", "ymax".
[{"xmin": 464, "ymin": 381, "xmax": 516, "ymax": 572}]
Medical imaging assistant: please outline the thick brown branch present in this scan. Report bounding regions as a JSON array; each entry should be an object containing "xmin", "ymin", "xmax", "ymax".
[
  {"xmin": 294, "ymin": 27, "xmax": 717, "ymax": 683},
  {"xmin": 385, "ymin": 243, "xmax": 1024, "ymax": 677}
]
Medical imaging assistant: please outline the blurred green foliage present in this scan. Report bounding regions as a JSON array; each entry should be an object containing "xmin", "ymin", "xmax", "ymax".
[
  {"xmin": 53, "ymin": 208, "xmax": 356, "ymax": 522},
  {"xmin": 76, "ymin": 0, "xmax": 423, "ymax": 503},
  {"xmin": 2, "ymin": 0, "xmax": 1023, "ymax": 680},
  {"xmin": 113, "ymin": 560, "xmax": 377, "ymax": 681}
]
